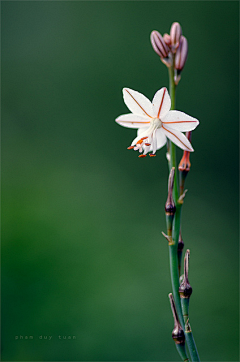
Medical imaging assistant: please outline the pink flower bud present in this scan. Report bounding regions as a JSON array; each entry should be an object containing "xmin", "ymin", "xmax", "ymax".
[
  {"xmin": 170, "ymin": 22, "xmax": 182, "ymax": 49},
  {"xmin": 163, "ymin": 33, "xmax": 171, "ymax": 46},
  {"xmin": 150, "ymin": 30, "xmax": 169, "ymax": 59},
  {"xmin": 175, "ymin": 36, "xmax": 188, "ymax": 71}
]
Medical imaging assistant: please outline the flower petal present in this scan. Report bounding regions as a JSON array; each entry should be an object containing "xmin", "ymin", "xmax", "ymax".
[
  {"xmin": 123, "ymin": 88, "xmax": 154, "ymax": 118},
  {"xmin": 162, "ymin": 110, "xmax": 199, "ymax": 131},
  {"xmin": 156, "ymin": 128, "xmax": 167, "ymax": 150},
  {"xmin": 116, "ymin": 114, "xmax": 150, "ymax": 129},
  {"xmin": 162, "ymin": 125, "xmax": 194, "ymax": 152},
  {"xmin": 152, "ymin": 87, "xmax": 171, "ymax": 119},
  {"xmin": 131, "ymin": 127, "xmax": 149, "ymax": 146}
]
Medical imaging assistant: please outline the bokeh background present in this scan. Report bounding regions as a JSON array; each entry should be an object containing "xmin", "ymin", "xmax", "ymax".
[{"xmin": 2, "ymin": 1, "xmax": 239, "ymax": 361}]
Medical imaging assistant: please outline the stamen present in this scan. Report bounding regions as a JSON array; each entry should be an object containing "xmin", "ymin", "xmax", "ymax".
[
  {"xmin": 127, "ymin": 146, "xmax": 135, "ymax": 150},
  {"xmin": 149, "ymin": 153, "xmax": 156, "ymax": 157},
  {"xmin": 145, "ymin": 143, "xmax": 151, "ymax": 146},
  {"xmin": 138, "ymin": 154, "xmax": 147, "ymax": 158}
]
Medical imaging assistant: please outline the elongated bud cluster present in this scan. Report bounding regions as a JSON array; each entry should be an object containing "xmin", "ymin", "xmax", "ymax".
[
  {"xmin": 165, "ymin": 167, "xmax": 176, "ymax": 236},
  {"xmin": 150, "ymin": 22, "xmax": 188, "ymax": 84},
  {"xmin": 169, "ymin": 293, "xmax": 185, "ymax": 345},
  {"xmin": 179, "ymin": 249, "xmax": 192, "ymax": 299}
]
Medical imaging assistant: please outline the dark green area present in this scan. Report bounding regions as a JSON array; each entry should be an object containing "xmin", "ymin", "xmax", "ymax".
[{"xmin": 2, "ymin": 1, "xmax": 239, "ymax": 361}]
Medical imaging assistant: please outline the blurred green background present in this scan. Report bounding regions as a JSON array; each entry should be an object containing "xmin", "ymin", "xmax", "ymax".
[{"xmin": 2, "ymin": 1, "xmax": 239, "ymax": 361}]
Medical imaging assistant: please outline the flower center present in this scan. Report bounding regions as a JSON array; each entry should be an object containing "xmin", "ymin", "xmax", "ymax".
[{"xmin": 151, "ymin": 117, "xmax": 162, "ymax": 129}]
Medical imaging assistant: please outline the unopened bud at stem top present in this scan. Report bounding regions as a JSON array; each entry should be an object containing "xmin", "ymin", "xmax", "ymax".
[
  {"xmin": 175, "ymin": 35, "xmax": 188, "ymax": 71},
  {"xmin": 170, "ymin": 22, "xmax": 182, "ymax": 51},
  {"xmin": 150, "ymin": 31, "xmax": 171, "ymax": 67}
]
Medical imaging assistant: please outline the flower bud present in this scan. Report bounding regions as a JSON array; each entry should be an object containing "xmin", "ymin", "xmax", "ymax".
[
  {"xmin": 175, "ymin": 36, "xmax": 188, "ymax": 71},
  {"xmin": 179, "ymin": 132, "xmax": 191, "ymax": 196},
  {"xmin": 169, "ymin": 293, "xmax": 185, "ymax": 345},
  {"xmin": 165, "ymin": 167, "xmax": 176, "ymax": 236},
  {"xmin": 150, "ymin": 30, "xmax": 170, "ymax": 59},
  {"xmin": 179, "ymin": 250, "xmax": 192, "ymax": 299},
  {"xmin": 170, "ymin": 22, "xmax": 182, "ymax": 51},
  {"xmin": 163, "ymin": 33, "xmax": 171, "ymax": 46},
  {"xmin": 178, "ymin": 230, "xmax": 184, "ymax": 276}
]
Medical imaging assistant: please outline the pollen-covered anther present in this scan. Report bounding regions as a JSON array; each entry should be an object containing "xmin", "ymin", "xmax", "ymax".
[
  {"xmin": 138, "ymin": 154, "xmax": 147, "ymax": 158},
  {"xmin": 149, "ymin": 153, "xmax": 156, "ymax": 157},
  {"xmin": 145, "ymin": 143, "xmax": 151, "ymax": 146},
  {"xmin": 127, "ymin": 146, "xmax": 135, "ymax": 150}
]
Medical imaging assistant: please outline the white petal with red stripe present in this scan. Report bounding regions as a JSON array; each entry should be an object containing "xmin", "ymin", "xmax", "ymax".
[
  {"xmin": 162, "ymin": 110, "xmax": 199, "ymax": 131},
  {"xmin": 162, "ymin": 126, "xmax": 194, "ymax": 152},
  {"xmin": 116, "ymin": 114, "xmax": 150, "ymax": 128},
  {"xmin": 152, "ymin": 87, "xmax": 171, "ymax": 119},
  {"xmin": 123, "ymin": 88, "xmax": 154, "ymax": 118}
]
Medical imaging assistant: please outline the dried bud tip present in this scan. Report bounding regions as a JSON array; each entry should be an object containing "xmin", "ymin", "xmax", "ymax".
[
  {"xmin": 185, "ymin": 319, "xmax": 192, "ymax": 333},
  {"xmin": 179, "ymin": 249, "xmax": 192, "ymax": 298},
  {"xmin": 162, "ymin": 231, "xmax": 174, "ymax": 245},
  {"xmin": 178, "ymin": 189, "xmax": 188, "ymax": 204},
  {"xmin": 150, "ymin": 30, "xmax": 170, "ymax": 59},
  {"xmin": 165, "ymin": 167, "xmax": 176, "ymax": 215},
  {"xmin": 178, "ymin": 231, "xmax": 184, "ymax": 251},
  {"xmin": 170, "ymin": 22, "xmax": 182, "ymax": 50},
  {"xmin": 175, "ymin": 36, "xmax": 188, "ymax": 71},
  {"xmin": 169, "ymin": 293, "xmax": 185, "ymax": 344}
]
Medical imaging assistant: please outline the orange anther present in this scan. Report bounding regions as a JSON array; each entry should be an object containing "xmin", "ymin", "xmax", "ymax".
[
  {"xmin": 127, "ymin": 146, "xmax": 135, "ymax": 150},
  {"xmin": 138, "ymin": 154, "xmax": 147, "ymax": 158},
  {"xmin": 141, "ymin": 137, "xmax": 148, "ymax": 140},
  {"xmin": 136, "ymin": 139, "xmax": 143, "ymax": 145},
  {"xmin": 149, "ymin": 153, "xmax": 156, "ymax": 157},
  {"xmin": 145, "ymin": 143, "xmax": 151, "ymax": 146}
]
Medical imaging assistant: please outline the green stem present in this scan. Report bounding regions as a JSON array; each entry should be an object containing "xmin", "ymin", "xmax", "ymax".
[
  {"xmin": 167, "ymin": 62, "xmax": 200, "ymax": 362},
  {"xmin": 168, "ymin": 64, "xmax": 183, "ymax": 325},
  {"xmin": 168, "ymin": 206, "xmax": 183, "ymax": 327},
  {"xmin": 185, "ymin": 326, "xmax": 200, "ymax": 362}
]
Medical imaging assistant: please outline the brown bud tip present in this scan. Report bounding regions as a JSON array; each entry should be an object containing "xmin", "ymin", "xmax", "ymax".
[
  {"xmin": 179, "ymin": 282, "xmax": 192, "ymax": 298},
  {"xmin": 172, "ymin": 326, "xmax": 185, "ymax": 344},
  {"xmin": 179, "ymin": 249, "xmax": 192, "ymax": 298},
  {"xmin": 178, "ymin": 231, "xmax": 184, "ymax": 252},
  {"xmin": 150, "ymin": 30, "xmax": 170, "ymax": 59},
  {"xmin": 165, "ymin": 203, "xmax": 176, "ymax": 215},
  {"xmin": 169, "ymin": 293, "xmax": 185, "ymax": 345},
  {"xmin": 165, "ymin": 167, "xmax": 175, "ymax": 214}
]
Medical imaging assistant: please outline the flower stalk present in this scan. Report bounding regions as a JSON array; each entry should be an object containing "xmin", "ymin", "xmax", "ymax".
[
  {"xmin": 115, "ymin": 20, "xmax": 200, "ymax": 362},
  {"xmin": 167, "ymin": 41, "xmax": 200, "ymax": 361}
]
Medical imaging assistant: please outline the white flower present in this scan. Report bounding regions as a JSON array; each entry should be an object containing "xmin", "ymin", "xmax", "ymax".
[{"xmin": 116, "ymin": 87, "xmax": 199, "ymax": 157}]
